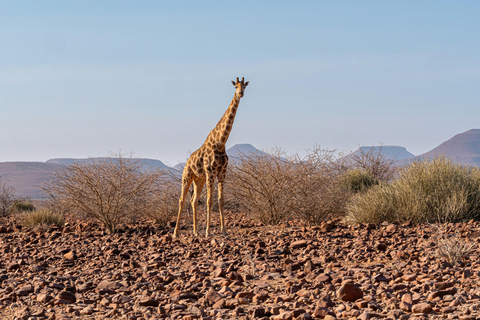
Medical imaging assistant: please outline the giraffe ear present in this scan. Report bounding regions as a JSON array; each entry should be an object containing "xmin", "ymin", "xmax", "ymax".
[
  {"xmin": 245, "ymin": 81, "xmax": 249, "ymax": 87},
  {"xmin": 232, "ymin": 81, "xmax": 236, "ymax": 86}
]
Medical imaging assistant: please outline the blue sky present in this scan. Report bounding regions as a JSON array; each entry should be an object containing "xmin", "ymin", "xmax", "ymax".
[{"xmin": 1, "ymin": 1, "xmax": 479, "ymax": 165}]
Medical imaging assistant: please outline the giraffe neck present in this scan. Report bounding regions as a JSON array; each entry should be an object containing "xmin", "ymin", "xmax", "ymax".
[{"xmin": 206, "ymin": 93, "xmax": 241, "ymax": 150}]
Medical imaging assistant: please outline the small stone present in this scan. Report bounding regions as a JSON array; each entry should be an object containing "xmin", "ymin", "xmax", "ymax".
[{"xmin": 64, "ymin": 251, "xmax": 77, "ymax": 260}]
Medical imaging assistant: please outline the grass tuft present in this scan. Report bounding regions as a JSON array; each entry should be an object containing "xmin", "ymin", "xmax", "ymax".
[{"xmin": 21, "ymin": 209, "xmax": 65, "ymax": 228}]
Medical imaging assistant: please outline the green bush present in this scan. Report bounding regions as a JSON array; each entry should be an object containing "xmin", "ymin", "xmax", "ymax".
[
  {"xmin": 341, "ymin": 168, "xmax": 379, "ymax": 193},
  {"xmin": 346, "ymin": 157, "xmax": 480, "ymax": 224},
  {"xmin": 21, "ymin": 209, "xmax": 65, "ymax": 228},
  {"xmin": 11, "ymin": 200, "xmax": 35, "ymax": 213}
]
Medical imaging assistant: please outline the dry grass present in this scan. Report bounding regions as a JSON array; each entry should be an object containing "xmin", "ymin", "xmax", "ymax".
[
  {"xmin": 346, "ymin": 157, "xmax": 480, "ymax": 224},
  {"xmin": 20, "ymin": 208, "xmax": 65, "ymax": 228},
  {"xmin": 433, "ymin": 224, "xmax": 475, "ymax": 264}
]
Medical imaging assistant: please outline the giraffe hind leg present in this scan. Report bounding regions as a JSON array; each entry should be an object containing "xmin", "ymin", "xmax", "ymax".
[{"xmin": 217, "ymin": 171, "xmax": 228, "ymax": 237}]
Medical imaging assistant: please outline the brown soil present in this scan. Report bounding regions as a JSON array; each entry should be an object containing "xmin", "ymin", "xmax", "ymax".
[{"xmin": 1, "ymin": 214, "xmax": 480, "ymax": 320}]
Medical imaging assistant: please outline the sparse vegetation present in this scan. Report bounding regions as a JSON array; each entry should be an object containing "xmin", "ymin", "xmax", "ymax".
[
  {"xmin": 434, "ymin": 224, "xmax": 475, "ymax": 264},
  {"xmin": 143, "ymin": 171, "xmax": 180, "ymax": 227},
  {"xmin": 340, "ymin": 168, "xmax": 379, "ymax": 193},
  {"xmin": 346, "ymin": 157, "xmax": 480, "ymax": 224},
  {"xmin": 230, "ymin": 147, "xmax": 346, "ymax": 225},
  {"xmin": 0, "ymin": 178, "xmax": 16, "ymax": 216},
  {"xmin": 21, "ymin": 208, "xmax": 65, "ymax": 228},
  {"xmin": 42, "ymin": 154, "xmax": 160, "ymax": 234},
  {"xmin": 337, "ymin": 145, "xmax": 397, "ymax": 192},
  {"xmin": 11, "ymin": 200, "xmax": 35, "ymax": 213}
]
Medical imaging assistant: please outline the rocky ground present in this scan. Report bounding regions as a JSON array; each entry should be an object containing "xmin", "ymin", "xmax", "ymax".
[{"xmin": 1, "ymin": 214, "xmax": 480, "ymax": 320}]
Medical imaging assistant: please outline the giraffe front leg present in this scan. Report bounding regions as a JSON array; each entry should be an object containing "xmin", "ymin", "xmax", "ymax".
[
  {"xmin": 205, "ymin": 174, "xmax": 214, "ymax": 237},
  {"xmin": 191, "ymin": 179, "xmax": 205, "ymax": 237},
  {"xmin": 174, "ymin": 177, "xmax": 192, "ymax": 238}
]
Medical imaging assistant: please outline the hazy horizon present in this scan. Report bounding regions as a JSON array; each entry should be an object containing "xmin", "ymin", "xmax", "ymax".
[{"xmin": 2, "ymin": 2, "xmax": 479, "ymax": 165}]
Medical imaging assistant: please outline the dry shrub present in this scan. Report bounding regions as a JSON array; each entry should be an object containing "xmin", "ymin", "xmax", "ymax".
[
  {"xmin": 0, "ymin": 178, "xmax": 16, "ymax": 216},
  {"xmin": 346, "ymin": 157, "xmax": 480, "ymax": 224},
  {"xmin": 42, "ymin": 154, "xmax": 159, "ymax": 234},
  {"xmin": 230, "ymin": 146, "xmax": 346, "ymax": 225},
  {"xmin": 143, "ymin": 170, "xmax": 181, "ymax": 227},
  {"xmin": 433, "ymin": 224, "xmax": 475, "ymax": 264},
  {"xmin": 21, "ymin": 208, "xmax": 65, "ymax": 228}
]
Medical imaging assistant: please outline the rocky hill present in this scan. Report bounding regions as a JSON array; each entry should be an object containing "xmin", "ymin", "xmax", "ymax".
[
  {"xmin": 347, "ymin": 146, "xmax": 415, "ymax": 163},
  {"xmin": 46, "ymin": 157, "xmax": 171, "ymax": 171},
  {"xmin": 0, "ymin": 162, "xmax": 62, "ymax": 199},
  {"xmin": 397, "ymin": 129, "xmax": 480, "ymax": 166}
]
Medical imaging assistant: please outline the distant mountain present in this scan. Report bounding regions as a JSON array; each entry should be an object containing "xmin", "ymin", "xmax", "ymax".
[
  {"xmin": 0, "ymin": 162, "xmax": 62, "ymax": 199},
  {"xmin": 397, "ymin": 129, "xmax": 480, "ymax": 167},
  {"xmin": 1, "ymin": 158, "xmax": 171, "ymax": 199},
  {"xmin": 46, "ymin": 157, "xmax": 170, "ymax": 171},
  {"xmin": 343, "ymin": 146, "xmax": 415, "ymax": 165},
  {"xmin": 226, "ymin": 143, "xmax": 269, "ymax": 158},
  {"xmin": 359, "ymin": 146, "xmax": 414, "ymax": 161}
]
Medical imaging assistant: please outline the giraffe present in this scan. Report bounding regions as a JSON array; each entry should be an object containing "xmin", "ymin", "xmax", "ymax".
[{"xmin": 173, "ymin": 77, "xmax": 249, "ymax": 237}]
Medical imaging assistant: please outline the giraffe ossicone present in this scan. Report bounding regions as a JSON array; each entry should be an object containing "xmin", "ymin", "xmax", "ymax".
[{"xmin": 173, "ymin": 77, "xmax": 249, "ymax": 237}]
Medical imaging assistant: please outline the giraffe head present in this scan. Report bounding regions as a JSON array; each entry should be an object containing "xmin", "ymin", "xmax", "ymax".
[{"xmin": 231, "ymin": 77, "xmax": 249, "ymax": 98}]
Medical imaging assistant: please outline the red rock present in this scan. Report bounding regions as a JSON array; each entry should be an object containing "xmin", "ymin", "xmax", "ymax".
[
  {"xmin": 15, "ymin": 285, "xmax": 34, "ymax": 296},
  {"xmin": 37, "ymin": 293, "xmax": 53, "ymax": 303},
  {"xmin": 96, "ymin": 280, "xmax": 122, "ymax": 292},
  {"xmin": 63, "ymin": 251, "xmax": 77, "ymax": 260},
  {"xmin": 291, "ymin": 240, "xmax": 308, "ymax": 249},
  {"xmin": 55, "ymin": 290, "xmax": 76, "ymax": 303},
  {"xmin": 205, "ymin": 289, "xmax": 222, "ymax": 303},
  {"xmin": 136, "ymin": 295, "xmax": 159, "ymax": 307},
  {"xmin": 313, "ymin": 306, "xmax": 335, "ymax": 318},
  {"xmin": 212, "ymin": 267, "xmax": 226, "ymax": 278},
  {"xmin": 337, "ymin": 282, "xmax": 363, "ymax": 302},
  {"xmin": 411, "ymin": 302, "xmax": 432, "ymax": 314},
  {"xmin": 316, "ymin": 295, "xmax": 334, "ymax": 308},
  {"xmin": 427, "ymin": 287, "xmax": 457, "ymax": 301},
  {"xmin": 212, "ymin": 298, "xmax": 225, "ymax": 309}
]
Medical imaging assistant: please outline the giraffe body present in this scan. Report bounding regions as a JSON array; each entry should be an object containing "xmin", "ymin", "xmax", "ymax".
[{"xmin": 173, "ymin": 77, "xmax": 249, "ymax": 237}]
